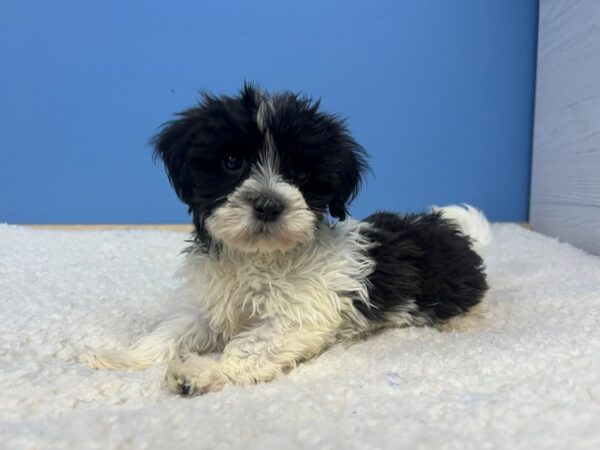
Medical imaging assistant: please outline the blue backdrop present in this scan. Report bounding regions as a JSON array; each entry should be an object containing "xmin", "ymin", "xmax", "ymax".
[{"xmin": 0, "ymin": 0, "xmax": 538, "ymax": 223}]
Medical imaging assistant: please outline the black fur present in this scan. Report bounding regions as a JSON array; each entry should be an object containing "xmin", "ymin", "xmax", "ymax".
[
  {"xmin": 357, "ymin": 211, "xmax": 488, "ymax": 324},
  {"xmin": 152, "ymin": 83, "xmax": 368, "ymax": 245}
]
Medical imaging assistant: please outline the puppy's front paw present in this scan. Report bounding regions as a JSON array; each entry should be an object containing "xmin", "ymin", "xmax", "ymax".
[{"xmin": 165, "ymin": 354, "xmax": 226, "ymax": 396}]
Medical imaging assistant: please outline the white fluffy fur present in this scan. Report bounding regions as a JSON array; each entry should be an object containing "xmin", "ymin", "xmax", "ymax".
[
  {"xmin": 433, "ymin": 204, "xmax": 492, "ymax": 257},
  {"xmin": 82, "ymin": 219, "xmax": 377, "ymax": 392}
]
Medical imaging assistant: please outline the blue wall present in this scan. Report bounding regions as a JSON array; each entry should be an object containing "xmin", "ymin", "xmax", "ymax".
[{"xmin": 0, "ymin": 0, "xmax": 538, "ymax": 223}]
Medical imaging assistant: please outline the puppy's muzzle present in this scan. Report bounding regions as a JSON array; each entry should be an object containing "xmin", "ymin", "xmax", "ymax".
[{"xmin": 253, "ymin": 198, "xmax": 284, "ymax": 223}]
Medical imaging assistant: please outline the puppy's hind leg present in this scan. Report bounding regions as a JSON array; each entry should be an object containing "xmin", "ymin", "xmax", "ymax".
[
  {"xmin": 436, "ymin": 296, "xmax": 490, "ymax": 333},
  {"xmin": 80, "ymin": 305, "xmax": 220, "ymax": 370}
]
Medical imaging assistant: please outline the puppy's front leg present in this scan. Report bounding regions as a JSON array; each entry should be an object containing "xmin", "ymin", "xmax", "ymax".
[
  {"xmin": 81, "ymin": 305, "xmax": 221, "ymax": 370},
  {"xmin": 166, "ymin": 322, "xmax": 333, "ymax": 395}
]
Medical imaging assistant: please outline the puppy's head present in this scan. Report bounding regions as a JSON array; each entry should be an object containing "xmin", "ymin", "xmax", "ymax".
[{"xmin": 153, "ymin": 83, "xmax": 367, "ymax": 253}]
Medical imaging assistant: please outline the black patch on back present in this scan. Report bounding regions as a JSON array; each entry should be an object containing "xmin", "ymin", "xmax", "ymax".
[{"xmin": 357, "ymin": 211, "xmax": 488, "ymax": 323}]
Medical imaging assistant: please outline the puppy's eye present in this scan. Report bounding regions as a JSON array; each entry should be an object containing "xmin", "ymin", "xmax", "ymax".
[
  {"xmin": 222, "ymin": 155, "xmax": 244, "ymax": 172},
  {"xmin": 290, "ymin": 168, "xmax": 309, "ymax": 184}
]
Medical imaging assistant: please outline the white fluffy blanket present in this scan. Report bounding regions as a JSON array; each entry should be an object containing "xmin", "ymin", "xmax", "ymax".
[{"xmin": 1, "ymin": 224, "xmax": 599, "ymax": 449}]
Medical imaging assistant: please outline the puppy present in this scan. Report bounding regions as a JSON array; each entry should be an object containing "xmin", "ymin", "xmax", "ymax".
[{"xmin": 81, "ymin": 84, "xmax": 491, "ymax": 395}]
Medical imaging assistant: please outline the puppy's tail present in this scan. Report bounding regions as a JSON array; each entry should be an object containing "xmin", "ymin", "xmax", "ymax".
[{"xmin": 432, "ymin": 204, "xmax": 492, "ymax": 258}]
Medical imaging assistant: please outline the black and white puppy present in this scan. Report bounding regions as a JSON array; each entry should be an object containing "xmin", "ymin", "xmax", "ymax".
[{"xmin": 82, "ymin": 84, "xmax": 491, "ymax": 395}]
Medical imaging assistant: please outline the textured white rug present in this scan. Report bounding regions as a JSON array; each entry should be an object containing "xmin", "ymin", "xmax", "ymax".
[{"xmin": 1, "ymin": 223, "xmax": 599, "ymax": 449}]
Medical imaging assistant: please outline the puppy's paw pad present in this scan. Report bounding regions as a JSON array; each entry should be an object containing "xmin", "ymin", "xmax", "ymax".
[
  {"xmin": 165, "ymin": 365, "xmax": 196, "ymax": 396},
  {"xmin": 165, "ymin": 355, "xmax": 226, "ymax": 396},
  {"xmin": 179, "ymin": 382, "xmax": 192, "ymax": 396}
]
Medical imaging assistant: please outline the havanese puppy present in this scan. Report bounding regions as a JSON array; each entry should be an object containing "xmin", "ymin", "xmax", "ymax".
[{"xmin": 82, "ymin": 84, "xmax": 491, "ymax": 396}]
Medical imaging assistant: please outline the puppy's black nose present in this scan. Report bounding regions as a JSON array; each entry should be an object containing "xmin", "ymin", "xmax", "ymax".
[{"xmin": 254, "ymin": 198, "xmax": 283, "ymax": 222}]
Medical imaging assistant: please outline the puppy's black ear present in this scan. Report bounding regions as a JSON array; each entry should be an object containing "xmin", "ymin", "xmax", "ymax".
[
  {"xmin": 151, "ymin": 114, "xmax": 196, "ymax": 204},
  {"xmin": 327, "ymin": 124, "xmax": 369, "ymax": 221},
  {"xmin": 152, "ymin": 86, "xmax": 263, "ymax": 204}
]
